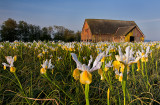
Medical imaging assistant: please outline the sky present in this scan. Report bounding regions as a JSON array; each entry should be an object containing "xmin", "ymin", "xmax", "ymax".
[{"xmin": 0, "ymin": 0, "xmax": 160, "ymax": 41}]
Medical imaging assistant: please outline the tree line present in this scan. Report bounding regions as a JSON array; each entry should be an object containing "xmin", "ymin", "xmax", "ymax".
[{"xmin": 0, "ymin": 18, "xmax": 81, "ymax": 42}]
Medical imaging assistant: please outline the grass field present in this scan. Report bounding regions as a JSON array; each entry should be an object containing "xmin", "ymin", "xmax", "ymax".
[{"xmin": 0, "ymin": 41, "xmax": 160, "ymax": 105}]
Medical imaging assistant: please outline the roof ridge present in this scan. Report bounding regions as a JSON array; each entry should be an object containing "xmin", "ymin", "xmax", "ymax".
[
  {"xmin": 85, "ymin": 19, "xmax": 135, "ymax": 22},
  {"xmin": 117, "ymin": 25, "xmax": 136, "ymax": 28}
]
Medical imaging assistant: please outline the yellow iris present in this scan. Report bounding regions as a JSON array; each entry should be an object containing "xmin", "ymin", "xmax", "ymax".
[
  {"xmin": 80, "ymin": 70, "xmax": 92, "ymax": 84},
  {"xmin": 141, "ymin": 52, "xmax": 148, "ymax": 62},
  {"xmin": 40, "ymin": 68, "xmax": 46, "ymax": 74},
  {"xmin": 42, "ymin": 51, "xmax": 45, "ymax": 54},
  {"xmin": 141, "ymin": 57, "xmax": 148, "ymax": 62},
  {"xmin": 104, "ymin": 67, "xmax": 109, "ymax": 71},
  {"xmin": 101, "ymin": 57, "xmax": 105, "ymax": 62},
  {"xmin": 120, "ymin": 63, "xmax": 125, "ymax": 73},
  {"xmin": 115, "ymin": 74, "xmax": 119, "ymax": 79},
  {"xmin": 10, "ymin": 67, "xmax": 16, "ymax": 73},
  {"xmin": 98, "ymin": 69, "xmax": 104, "ymax": 80},
  {"xmin": 113, "ymin": 61, "xmax": 121, "ymax": 70},
  {"xmin": 14, "ymin": 56, "xmax": 17, "ymax": 61},
  {"xmin": 119, "ymin": 75, "xmax": 123, "ymax": 82},
  {"xmin": 73, "ymin": 68, "xmax": 80, "ymax": 80},
  {"xmin": 69, "ymin": 48, "xmax": 72, "ymax": 51},
  {"xmin": 3, "ymin": 66, "xmax": 6, "ymax": 70}
]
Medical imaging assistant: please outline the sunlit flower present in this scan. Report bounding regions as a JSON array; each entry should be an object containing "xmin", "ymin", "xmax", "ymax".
[
  {"xmin": 38, "ymin": 53, "xmax": 43, "ymax": 58},
  {"xmin": 0, "ymin": 45, "xmax": 4, "ymax": 48},
  {"xmin": 115, "ymin": 46, "xmax": 141, "ymax": 66},
  {"xmin": 42, "ymin": 49, "xmax": 48, "ymax": 54},
  {"xmin": 98, "ymin": 69, "xmax": 104, "ymax": 80},
  {"xmin": 115, "ymin": 69, "xmax": 129, "ymax": 82},
  {"xmin": 109, "ymin": 45, "xmax": 117, "ymax": 53},
  {"xmin": 113, "ymin": 61, "xmax": 121, "ymax": 70},
  {"xmin": 115, "ymin": 69, "xmax": 123, "ymax": 82},
  {"xmin": 2, "ymin": 56, "xmax": 17, "ymax": 73},
  {"xmin": 73, "ymin": 68, "xmax": 80, "ymax": 80},
  {"xmin": 138, "ymin": 46, "xmax": 150, "ymax": 62},
  {"xmin": 40, "ymin": 59, "xmax": 54, "ymax": 74},
  {"xmin": 57, "ymin": 57, "xmax": 62, "ymax": 61},
  {"xmin": 101, "ymin": 56, "xmax": 105, "ymax": 62},
  {"xmin": 71, "ymin": 52, "xmax": 104, "ymax": 84},
  {"xmin": 104, "ymin": 60, "xmax": 112, "ymax": 71}
]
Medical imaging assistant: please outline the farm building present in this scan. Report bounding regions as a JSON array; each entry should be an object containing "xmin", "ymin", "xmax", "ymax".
[{"xmin": 81, "ymin": 19, "xmax": 145, "ymax": 42}]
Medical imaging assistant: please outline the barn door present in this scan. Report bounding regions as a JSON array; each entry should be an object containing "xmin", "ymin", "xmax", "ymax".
[{"xmin": 130, "ymin": 36, "xmax": 134, "ymax": 42}]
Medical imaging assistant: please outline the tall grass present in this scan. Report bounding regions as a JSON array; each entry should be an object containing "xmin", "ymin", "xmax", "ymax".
[{"xmin": 0, "ymin": 41, "xmax": 159, "ymax": 104}]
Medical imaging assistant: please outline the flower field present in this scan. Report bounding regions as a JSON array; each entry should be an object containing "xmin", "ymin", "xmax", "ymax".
[{"xmin": 0, "ymin": 41, "xmax": 160, "ymax": 105}]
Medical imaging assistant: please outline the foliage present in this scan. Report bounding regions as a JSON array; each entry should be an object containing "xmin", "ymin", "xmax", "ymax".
[{"xmin": 0, "ymin": 18, "xmax": 81, "ymax": 42}]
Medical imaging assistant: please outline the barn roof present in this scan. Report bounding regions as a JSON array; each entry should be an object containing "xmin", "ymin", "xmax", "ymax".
[
  {"xmin": 115, "ymin": 26, "xmax": 136, "ymax": 36},
  {"xmin": 85, "ymin": 19, "xmax": 137, "ymax": 35}
]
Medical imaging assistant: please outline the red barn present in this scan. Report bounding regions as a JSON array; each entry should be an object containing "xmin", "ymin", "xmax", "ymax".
[{"xmin": 81, "ymin": 19, "xmax": 145, "ymax": 42}]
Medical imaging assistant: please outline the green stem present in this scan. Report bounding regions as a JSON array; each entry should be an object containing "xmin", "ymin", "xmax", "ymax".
[
  {"xmin": 122, "ymin": 66, "xmax": 127, "ymax": 105},
  {"xmin": 145, "ymin": 61, "xmax": 150, "ymax": 89},
  {"xmin": 156, "ymin": 60, "xmax": 158, "ymax": 78},
  {"xmin": 13, "ymin": 72, "xmax": 30, "ymax": 104},
  {"xmin": 141, "ymin": 61, "xmax": 144, "ymax": 77},
  {"xmin": 131, "ymin": 64, "xmax": 136, "ymax": 88},
  {"xmin": 13, "ymin": 73, "xmax": 23, "ymax": 90},
  {"xmin": 21, "ymin": 44, "xmax": 23, "ymax": 61},
  {"xmin": 85, "ymin": 84, "xmax": 90, "ymax": 105}
]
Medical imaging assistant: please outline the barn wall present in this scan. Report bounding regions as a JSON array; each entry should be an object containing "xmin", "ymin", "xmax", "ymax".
[
  {"xmin": 133, "ymin": 27, "xmax": 144, "ymax": 42},
  {"xmin": 92, "ymin": 34, "xmax": 113, "ymax": 42},
  {"xmin": 81, "ymin": 21, "xmax": 92, "ymax": 41},
  {"xmin": 125, "ymin": 27, "xmax": 144, "ymax": 42}
]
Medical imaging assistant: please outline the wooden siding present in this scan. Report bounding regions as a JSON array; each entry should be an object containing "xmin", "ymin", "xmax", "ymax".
[
  {"xmin": 81, "ymin": 21, "xmax": 92, "ymax": 41},
  {"xmin": 92, "ymin": 34, "xmax": 113, "ymax": 42}
]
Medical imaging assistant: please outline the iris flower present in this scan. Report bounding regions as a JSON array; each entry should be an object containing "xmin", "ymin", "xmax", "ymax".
[
  {"xmin": 2, "ymin": 56, "xmax": 17, "ymax": 73},
  {"xmin": 115, "ymin": 46, "xmax": 141, "ymax": 66},
  {"xmin": 114, "ymin": 46, "xmax": 141, "ymax": 82},
  {"xmin": 71, "ymin": 52, "xmax": 104, "ymax": 84},
  {"xmin": 114, "ymin": 69, "xmax": 129, "ymax": 82},
  {"xmin": 138, "ymin": 46, "xmax": 151, "ymax": 62},
  {"xmin": 40, "ymin": 59, "xmax": 54, "ymax": 74},
  {"xmin": 104, "ymin": 60, "xmax": 113, "ymax": 71}
]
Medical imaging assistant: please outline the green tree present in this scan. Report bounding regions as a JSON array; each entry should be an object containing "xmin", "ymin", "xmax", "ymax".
[
  {"xmin": 17, "ymin": 21, "xmax": 29, "ymax": 41},
  {"xmin": 75, "ymin": 31, "xmax": 81, "ymax": 42},
  {"xmin": 53, "ymin": 25, "xmax": 65, "ymax": 41},
  {"xmin": 28, "ymin": 24, "xmax": 41, "ymax": 41},
  {"xmin": 40, "ymin": 26, "xmax": 53, "ymax": 41},
  {"xmin": 0, "ymin": 18, "xmax": 18, "ymax": 41},
  {"xmin": 53, "ymin": 25, "xmax": 79, "ymax": 42}
]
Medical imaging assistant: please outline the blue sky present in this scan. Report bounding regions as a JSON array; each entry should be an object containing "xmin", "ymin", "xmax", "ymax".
[{"xmin": 0, "ymin": 0, "xmax": 160, "ymax": 40}]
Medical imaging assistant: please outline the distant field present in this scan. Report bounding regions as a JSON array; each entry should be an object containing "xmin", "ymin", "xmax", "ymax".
[{"xmin": 0, "ymin": 41, "xmax": 159, "ymax": 105}]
